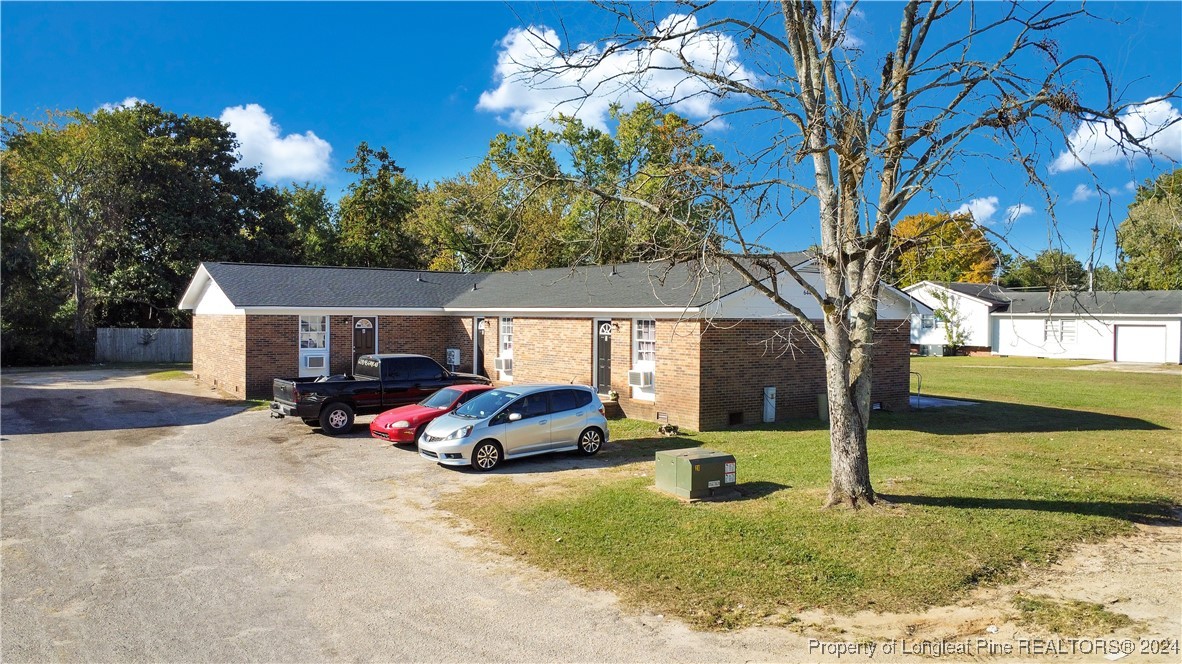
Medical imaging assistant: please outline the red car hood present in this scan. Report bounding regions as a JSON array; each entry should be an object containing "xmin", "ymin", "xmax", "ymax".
[{"xmin": 372, "ymin": 404, "xmax": 446, "ymax": 427}]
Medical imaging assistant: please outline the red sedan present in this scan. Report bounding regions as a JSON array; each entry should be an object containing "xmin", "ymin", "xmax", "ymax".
[{"xmin": 369, "ymin": 383, "xmax": 493, "ymax": 444}]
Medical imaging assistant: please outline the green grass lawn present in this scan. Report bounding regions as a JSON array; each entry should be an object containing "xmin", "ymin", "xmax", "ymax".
[{"xmin": 441, "ymin": 356, "xmax": 1181, "ymax": 629}]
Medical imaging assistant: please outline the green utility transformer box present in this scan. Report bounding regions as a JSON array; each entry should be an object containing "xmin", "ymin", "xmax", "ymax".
[{"xmin": 655, "ymin": 448, "xmax": 737, "ymax": 500}]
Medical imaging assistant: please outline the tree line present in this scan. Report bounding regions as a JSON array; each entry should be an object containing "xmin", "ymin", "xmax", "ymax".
[
  {"xmin": 1, "ymin": 102, "xmax": 724, "ymax": 364},
  {"xmin": 3, "ymin": 102, "xmax": 1177, "ymax": 365},
  {"xmin": 888, "ymin": 168, "xmax": 1181, "ymax": 292}
]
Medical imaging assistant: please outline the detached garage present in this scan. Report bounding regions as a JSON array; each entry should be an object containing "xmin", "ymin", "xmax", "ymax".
[
  {"xmin": 992, "ymin": 290, "xmax": 1182, "ymax": 364},
  {"xmin": 1114, "ymin": 325, "xmax": 1169, "ymax": 363}
]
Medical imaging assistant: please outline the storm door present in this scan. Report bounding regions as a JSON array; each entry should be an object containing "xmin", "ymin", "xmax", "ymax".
[
  {"xmin": 594, "ymin": 319, "xmax": 612, "ymax": 394},
  {"xmin": 352, "ymin": 317, "xmax": 377, "ymax": 371}
]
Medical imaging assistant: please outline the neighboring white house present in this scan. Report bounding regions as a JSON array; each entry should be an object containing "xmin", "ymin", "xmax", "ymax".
[
  {"xmin": 905, "ymin": 281, "xmax": 1182, "ymax": 363},
  {"xmin": 904, "ymin": 282, "xmax": 1004, "ymax": 353}
]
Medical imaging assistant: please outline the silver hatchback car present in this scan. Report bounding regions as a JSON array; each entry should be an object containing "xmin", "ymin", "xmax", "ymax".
[{"xmin": 418, "ymin": 384, "xmax": 608, "ymax": 471}]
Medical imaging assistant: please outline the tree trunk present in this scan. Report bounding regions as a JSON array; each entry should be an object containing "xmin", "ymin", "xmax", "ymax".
[{"xmin": 822, "ymin": 316, "xmax": 877, "ymax": 509}]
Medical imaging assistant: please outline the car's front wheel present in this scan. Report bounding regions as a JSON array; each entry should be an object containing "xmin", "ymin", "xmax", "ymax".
[
  {"xmin": 319, "ymin": 403, "xmax": 355, "ymax": 436},
  {"xmin": 470, "ymin": 440, "xmax": 502, "ymax": 471},
  {"xmin": 577, "ymin": 427, "xmax": 603, "ymax": 455}
]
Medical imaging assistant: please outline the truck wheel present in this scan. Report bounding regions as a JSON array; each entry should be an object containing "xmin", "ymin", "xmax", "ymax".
[{"xmin": 319, "ymin": 403, "xmax": 354, "ymax": 436}]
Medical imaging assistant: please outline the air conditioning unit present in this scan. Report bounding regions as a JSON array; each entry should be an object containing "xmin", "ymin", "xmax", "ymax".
[
  {"xmin": 494, "ymin": 357, "xmax": 513, "ymax": 374},
  {"xmin": 627, "ymin": 370, "xmax": 654, "ymax": 388},
  {"xmin": 922, "ymin": 344, "xmax": 945, "ymax": 357}
]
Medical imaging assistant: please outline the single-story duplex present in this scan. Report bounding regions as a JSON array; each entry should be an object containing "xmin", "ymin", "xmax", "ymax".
[
  {"xmin": 179, "ymin": 255, "xmax": 916, "ymax": 431},
  {"xmin": 905, "ymin": 281, "xmax": 1182, "ymax": 363}
]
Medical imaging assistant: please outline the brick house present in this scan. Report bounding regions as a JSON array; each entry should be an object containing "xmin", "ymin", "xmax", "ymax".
[{"xmin": 179, "ymin": 255, "xmax": 916, "ymax": 431}]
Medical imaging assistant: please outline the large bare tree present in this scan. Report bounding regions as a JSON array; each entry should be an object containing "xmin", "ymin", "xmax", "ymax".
[{"xmin": 491, "ymin": 1, "xmax": 1178, "ymax": 507}]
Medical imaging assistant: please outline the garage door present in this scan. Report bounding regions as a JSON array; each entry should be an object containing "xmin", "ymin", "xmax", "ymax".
[{"xmin": 1114, "ymin": 325, "xmax": 1167, "ymax": 363}]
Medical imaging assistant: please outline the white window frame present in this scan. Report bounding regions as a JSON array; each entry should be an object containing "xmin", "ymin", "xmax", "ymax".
[
  {"xmin": 631, "ymin": 318, "xmax": 657, "ymax": 401},
  {"xmin": 298, "ymin": 315, "xmax": 330, "ymax": 377},
  {"xmin": 498, "ymin": 317, "xmax": 514, "ymax": 380},
  {"xmin": 1059, "ymin": 319, "xmax": 1077, "ymax": 343}
]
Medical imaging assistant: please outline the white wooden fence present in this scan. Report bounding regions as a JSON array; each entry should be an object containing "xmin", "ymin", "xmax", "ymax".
[{"xmin": 95, "ymin": 328, "xmax": 192, "ymax": 363}]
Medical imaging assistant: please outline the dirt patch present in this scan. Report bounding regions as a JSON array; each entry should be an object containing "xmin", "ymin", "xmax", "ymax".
[
  {"xmin": 1068, "ymin": 362, "xmax": 1182, "ymax": 375},
  {"xmin": 792, "ymin": 516, "xmax": 1181, "ymax": 646}
]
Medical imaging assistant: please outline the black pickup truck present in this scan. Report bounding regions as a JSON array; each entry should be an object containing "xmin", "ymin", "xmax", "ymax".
[{"xmin": 271, "ymin": 354, "xmax": 490, "ymax": 435}]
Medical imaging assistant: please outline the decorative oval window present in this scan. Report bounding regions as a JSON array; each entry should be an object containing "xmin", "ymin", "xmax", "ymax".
[
  {"xmin": 598, "ymin": 322, "xmax": 613, "ymax": 336},
  {"xmin": 355, "ymin": 319, "xmax": 374, "ymax": 329}
]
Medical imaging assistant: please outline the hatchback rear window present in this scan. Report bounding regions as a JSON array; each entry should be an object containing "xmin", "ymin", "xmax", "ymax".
[{"xmin": 549, "ymin": 389, "xmax": 579, "ymax": 412}]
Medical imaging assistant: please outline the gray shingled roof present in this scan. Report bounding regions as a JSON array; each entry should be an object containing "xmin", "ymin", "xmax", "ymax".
[
  {"xmin": 997, "ymin": 290, "xmax": 1182, "ymax": 315},
  {"xmin": 197, "ymin": 252, "xmax": 814, "ymax": 310},
  {"xmin": 201, "ymin": 262, "xmax": 479, "ymax": 308},
  {"xmin": 944, "ymin": 282, "xmax": 1013, "ymax": 306}
]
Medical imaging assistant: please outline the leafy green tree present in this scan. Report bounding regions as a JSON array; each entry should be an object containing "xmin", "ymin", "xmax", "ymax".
[
  {"xmin": 282, "ymin": 183, "xmax": 340, "ymax": 266},
  {"xmin": 95, "ymin": 104, "xmax": 296, "ymax": 328},
  {"xmin": 2, "ymin": 103, "xmax": 299, "ymax": 362},
  {"xmin": 337, "ymin": 143, "xmax": 425, "ymax": 268},
  {"xmin": 889, "ymin": 212, "xmax": 999, "ymax": 287},
  {"xmin": 1117, "ymin": 169, "xmax": 1182, "ymax": 290},
  {"xmin": 2, "ymin": 110, "xmax": 140, "ymax": 359},
  {"xmin": 488, "ymin": 104, "xmax": 726, "ymax": 266},
  {"xmin": 1000, "ymin": 249, "xmax": 1086, "ymax": 290}
]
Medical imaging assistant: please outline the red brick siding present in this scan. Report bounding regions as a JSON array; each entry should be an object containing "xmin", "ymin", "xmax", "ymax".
[
  {"xmin": 505, "ymin": 318, "xmax": 594, "ymax": 386},
  {"xmin": 245, "ymin": 315, "xmax": 300, "ymax": 399},
  {"xmin": 699, "ymin": 319, "xmax": 911, "ymax": 430},
  {"xmin": 193, "ymin": 314, "xmax": 246, "ymax": 397},
  {"xmin": 329, "ymin": 315, "xmax": 353, "ymax": 374}
]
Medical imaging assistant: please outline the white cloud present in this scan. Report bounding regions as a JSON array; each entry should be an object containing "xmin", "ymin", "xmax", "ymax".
[
  {"xmin": 219, "ymin": 104, "xmax": 332, "ymax": 182},
  {"xmin": 954, "ymin": 196, "xmax": 1000, "ymax": 223},
  {"xmin": 97, "ymin": 96, "xmax": 146, "ymax": 112},
  {"xmin": 477, "ymin": 14, "xmax": 754, "ymax": 130},
  {"xmin": 1005, "ymin": 203, "xmax": 1034, "ymax": 221},
  {"xmin": 832, "ymin": 2, "xmax": 865, "ymax": 49},
  {"xmin": 1124, "ymin": 180, "xmax": 1138, "ymax": 193},
  {"xmin": 1050, "ymin": 98, "xmax": 1182, "ymax": 173},
  {"xmin": 1070, "ymin": 183, "xmax": 1099, "ymax": 203}
]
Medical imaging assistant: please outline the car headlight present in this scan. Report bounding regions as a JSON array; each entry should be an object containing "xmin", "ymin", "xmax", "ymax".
[
  {"xmin": 444, "ymin": 425, "xmax": 473, "ymax": 440},
  {"xmin": 387, "ymin": 420, "xmax": 411, "ymax": 429}
]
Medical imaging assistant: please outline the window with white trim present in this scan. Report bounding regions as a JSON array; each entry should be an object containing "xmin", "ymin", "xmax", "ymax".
[
  {"xmin": 1044, "ymin": 319, "xmax": 1077, "ymax": 343},
  {"xmin": 498, "ymin": 317, "xmax": 514, "ymax": 378},
  {"xmin": 500, "ymin": 317, "xmax": 513, "ymax": 353},
  {"xmin": 921, "ymin": 314, "xmax": 938, "ymax": 329},
  {"xmin": 1058, "ymin": 319, "xmax": 1077, "ymax": 343},
  {"xmin": 634, "ymin": 319, "xmax": 656, "ymax": 362},
  {"xmin": 300, "ymin": 315, "xmax": 327, "ymax": 349}
]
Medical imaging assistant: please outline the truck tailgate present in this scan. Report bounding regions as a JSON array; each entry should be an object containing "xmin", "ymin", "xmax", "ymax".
[{"xmin": 273, "ymin": 378, "xmax": 299, "ymax": 404}]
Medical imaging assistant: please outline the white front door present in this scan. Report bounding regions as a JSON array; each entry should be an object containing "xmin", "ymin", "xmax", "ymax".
[
  {"xmin": 299, "ymin": 315, "xmax": 329, "ymax": 377},
  {"xmin": 1115, "ymin": 325, "xmax": 1167, "ymax": 363}
]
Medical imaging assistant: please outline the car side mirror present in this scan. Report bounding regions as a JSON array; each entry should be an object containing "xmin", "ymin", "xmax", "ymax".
[{"xmin": 507, "ymin": 412, "xmax": 523, "ymax": 422}]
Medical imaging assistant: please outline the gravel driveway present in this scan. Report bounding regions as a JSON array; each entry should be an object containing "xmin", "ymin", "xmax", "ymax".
[{"xmin": 1, "ymin": 369, "xmax": 807, "ymax": 662}]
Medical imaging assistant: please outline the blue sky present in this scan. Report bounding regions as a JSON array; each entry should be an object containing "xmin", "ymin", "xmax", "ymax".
[{"xmin": 3, "ymin": 1, "xmax": 1180, "ymax": 267}]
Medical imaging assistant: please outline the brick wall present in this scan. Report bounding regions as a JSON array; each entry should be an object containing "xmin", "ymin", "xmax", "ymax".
[
  {"xmin": 494, "ymin": 317, "xmax": 704, "ymax": 430},
  {"xmin": 699, "ymin": 319, "xmax": 911, "ymax": 430},
  {"xmin": 193, "ymin": 315, "xmax": 246, "ymax": 397},
  {"xmin": 245, "ymin": 315, "xmax": 299, "ymax": 399},
  {"xmin": 507, "ymin": 318, "xmax": 594, "ymax": 386}
]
